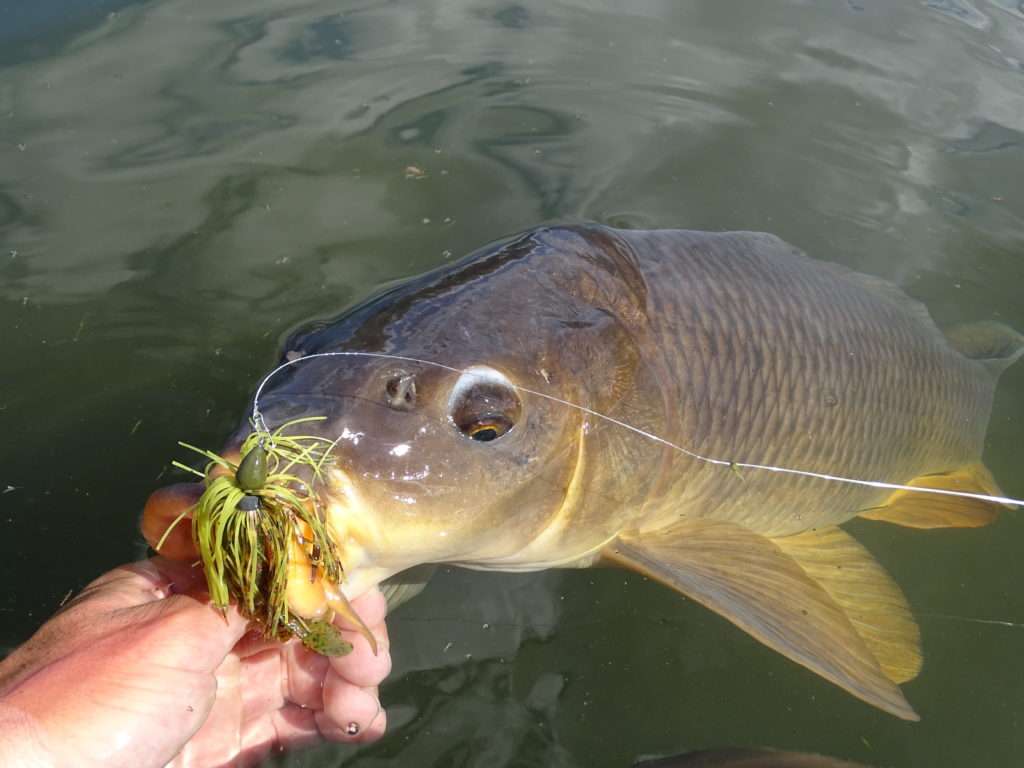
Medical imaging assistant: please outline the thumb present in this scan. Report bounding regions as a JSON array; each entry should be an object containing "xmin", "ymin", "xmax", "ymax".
[{"xmin": 141, "ymin": 483, "xmax": 202, "ymax": 561}]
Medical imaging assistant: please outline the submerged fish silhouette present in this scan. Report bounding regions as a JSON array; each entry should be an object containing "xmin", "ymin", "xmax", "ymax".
[
  {"xmin": 145, "ymin": 225, "xmax": 1023, "ymax": 719},
  {"xmin": 634, "ymin": 747, "xmax": 871, "ymax": 767}
]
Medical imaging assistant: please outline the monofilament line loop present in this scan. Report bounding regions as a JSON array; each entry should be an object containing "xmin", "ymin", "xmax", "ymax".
[{"xmin": 251, "ymin": 351, "xmax": 1024, "ymax": 508}]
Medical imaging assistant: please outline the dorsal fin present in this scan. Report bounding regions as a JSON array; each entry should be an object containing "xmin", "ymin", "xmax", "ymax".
[
  {"xmin": 839, "ymin": 270, "xmax": 939, "ymax": 331},
  {"xmin": 784, "ymin": 250, "xmax": 939, "ymax": 333},
  {"xmin": 774, "ymin": 527, "xmax": 922, "ymax": 684}
]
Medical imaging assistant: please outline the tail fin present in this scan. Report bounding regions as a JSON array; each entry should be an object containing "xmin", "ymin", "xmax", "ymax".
[{"xmin": 944, "ymin": 321, "xmax": 1024, "ymax": 376}]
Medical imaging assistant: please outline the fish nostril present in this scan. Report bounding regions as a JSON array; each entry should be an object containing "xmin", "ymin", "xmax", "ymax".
[{"xmin": 385, "ymin": 373, "xmax": 417, "ymax": 411}]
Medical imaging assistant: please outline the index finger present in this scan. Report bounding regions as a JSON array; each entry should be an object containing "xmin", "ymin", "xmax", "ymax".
[
  {"xmin": 329, "ymin": 589, "xmax": 391, "ymax": 688},
  {"xmin": 69, "ymin": 556, "xmax": 209, "ymax": 613}
]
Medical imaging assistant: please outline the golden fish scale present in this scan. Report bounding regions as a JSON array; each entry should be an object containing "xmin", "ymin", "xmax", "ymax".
[{"xmin": 619, "ymin": 230, "xmax": 993, "ymax": 537}]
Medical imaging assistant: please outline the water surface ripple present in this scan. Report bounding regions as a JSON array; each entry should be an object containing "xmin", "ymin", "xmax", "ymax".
[{"xmin": 1, "ymin": 2, "xmax": 1023, "ymax": 766}]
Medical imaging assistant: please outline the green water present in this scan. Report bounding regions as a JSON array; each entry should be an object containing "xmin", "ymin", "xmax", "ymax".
[{"xmin": 3, "ymin": 1, "xmax": 1024, "ymax": 765}]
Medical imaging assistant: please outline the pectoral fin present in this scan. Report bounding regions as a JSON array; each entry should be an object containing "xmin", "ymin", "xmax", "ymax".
[
  {"xmin": 379, "ymin": 564, "xmax": 437, "ymax": 613},
  {"xmin": 859, "ymin": 463, "xmax": 1010, "ymax": 529},
  {"xmin": 604, "ymin": 519, "xmax": 918, "ymax": 720},
  {"xmin": 774, "ymin": 527, "xmax": 921, "ymax": 684}
]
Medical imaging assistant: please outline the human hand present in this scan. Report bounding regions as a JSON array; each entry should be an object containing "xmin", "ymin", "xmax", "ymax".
[{"xmin": 0, "ymin": 556, "xmax": 390, "ymax": 768}]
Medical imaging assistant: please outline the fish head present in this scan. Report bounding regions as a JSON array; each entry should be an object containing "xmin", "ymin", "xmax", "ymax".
[
  {"xmin": 141, "ymin": 227, "xmax": 662, "ymax": 609},
  {"xmin": 250, "ymin": 347, "xmax": 587, "ymax": 595},
  {"xmin": 244, "ymin": 227, "xmax": 660, "ymax": 597}
]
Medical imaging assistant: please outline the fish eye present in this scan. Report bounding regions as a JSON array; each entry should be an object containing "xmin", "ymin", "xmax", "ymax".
[
  {"xmin": 463, "ymin": 414, "xmax": 514, "ymax": 442},
  {"xmin": 448, "ymin": 368, "xmax": 522, "ymax": 443}
]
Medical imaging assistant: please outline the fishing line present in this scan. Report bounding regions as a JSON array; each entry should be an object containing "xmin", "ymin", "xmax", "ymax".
[
  {"xmin": 919, "ymin": 613, "xmax": 1024, "ymax": 629},
  {"xmin": 252, "ymin": 351, "xmax": 1024, "ymax": 508}
]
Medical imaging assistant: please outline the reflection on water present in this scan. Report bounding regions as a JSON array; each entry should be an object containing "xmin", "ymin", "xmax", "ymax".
[{"xmin": 2, "ymin": 1, "xmax": 1023, "ymax": 766}]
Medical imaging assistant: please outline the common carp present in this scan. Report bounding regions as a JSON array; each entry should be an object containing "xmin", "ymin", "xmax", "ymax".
[{"xmin": 144, "ymin": 225, "xmax": 1023, "ymax": 720}]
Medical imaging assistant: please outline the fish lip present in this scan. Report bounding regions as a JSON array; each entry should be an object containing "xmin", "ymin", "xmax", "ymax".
[
  {"xmin": 316, "ymin": 466, "xmax": 401, "ymax": 599},
  {"xmin": 317, "ymin": 466, "xmax": 357, "ymax": 553}
]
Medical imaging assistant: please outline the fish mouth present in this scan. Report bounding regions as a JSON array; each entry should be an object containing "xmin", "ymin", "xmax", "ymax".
[{"xmin": 141, "ymin": 455, "xmax": 382, "ymax": 654}]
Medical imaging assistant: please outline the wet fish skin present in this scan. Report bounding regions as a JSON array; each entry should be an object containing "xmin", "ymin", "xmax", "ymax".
[
  {"xmin": 604, "ymin": 228, "xmax": 996, "ymax": 538},
  {"xmin": 237, "ymin": 224, "xmax": 1022, "ymax": 718}
]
